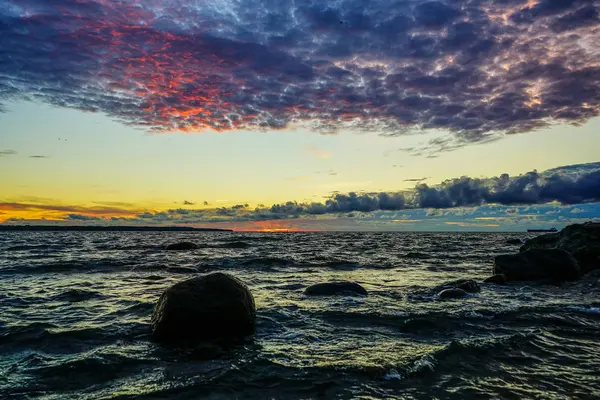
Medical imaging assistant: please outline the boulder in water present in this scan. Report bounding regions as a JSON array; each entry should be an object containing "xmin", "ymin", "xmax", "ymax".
[
  {"xmin": 506, "ymin": 238, "xmax": 523, "ymax": 245},
  {"xmin": 438, "ymin": 288, "xmax": 469, "ymax": 299},
  {"xmin": 434, "ymin": 279, "xmax": 480, "ymax": 293},
  {"xmin": 304, "ymin": 282, "xmax": 367, "ymax": 296},
  {"xmin": 520, "ymin": 222, "xmax": 600, "ymax": 274},
  {"xmin": 151, "ymin": 272, "xmax": 256, "ymax": 343},
  {"xmin": 494, "ymin": 249, "xmax": 580, "ymax": 282},
  {"xmin": 454, "ymin": 279, "xmax": 480, "ymax": 293},
  {"xmin": 165, "ymin": 242, "xmax": 199, "ymax": 251},
  {"xmin": 484, "ymin": 274, "xmax": 507, "ymax": 285}
]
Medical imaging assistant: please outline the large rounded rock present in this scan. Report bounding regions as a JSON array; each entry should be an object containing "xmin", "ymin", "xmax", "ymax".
[
  {"xmin": 520, "ymin": 222, "xmax": 600, "ymax": 274},
  {"xmin": 165, "ymin": 242, "xmax": 199, "ymax": 251},
  {"xmin": 151, "ymin": 272, "xmax": 256, "ymax": 343},
  {"xmin": 494, "ymin": 249, "xmax": 580, "ymax": 282},
  {"xmin": 520, "ymin": 233, "xmax": 560, "ymax": 251},
  {"xmin": 454, "ymin": 279, "xmax": 480, "ymax": 293},
  {"xmin": 433, "ymin": 279, "xmax": 481, "ymax": 293},
  {"xmin": 304, "ymin": 282, "xmax": 367, "ymax": 296}
]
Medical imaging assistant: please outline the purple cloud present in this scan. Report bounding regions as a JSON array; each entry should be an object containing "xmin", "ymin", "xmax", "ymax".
[{"xmin": 0, "ymin": 0, "xmax": 598, "ymax": 145}]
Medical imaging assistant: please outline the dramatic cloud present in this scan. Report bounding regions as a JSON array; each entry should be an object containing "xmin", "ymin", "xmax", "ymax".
[
  {"xmin": 413, "ymin": 162, "xmax": 600, "ymax": 208},
  {"xmin": 1, "ymin": 0, "xmax": 598, "ymax": 145},
  {"xmin": 66, "ymin": 213, "xmax": 101, "ymax": 221},
  {"xmin": 3, "ymin": 162, "xmax": 598, "ymax": 226}
]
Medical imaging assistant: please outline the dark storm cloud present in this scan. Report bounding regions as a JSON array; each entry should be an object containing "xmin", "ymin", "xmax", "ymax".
[
  {"xmin": 551, "ymin": 5, "xmax": 600, "ymax": 32},
  {"xmin": 413, "ymin": 162, "xmax": 600, "ymax": 208},
  {"xmin": 0, "ymin": 0, "xmax": 598, "ymax": 143},
  {"xmin": 66, "ymin": 214, "xmax": 101, "ymax": 221},
  {"xmin": 255, "ymin": 162, "xmax": 600, "ymax": 219}
]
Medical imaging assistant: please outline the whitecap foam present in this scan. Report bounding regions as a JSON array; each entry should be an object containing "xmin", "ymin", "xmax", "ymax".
[{"xmin": 570, "ymin": 306, "xmax": 600, "ymax": 314}]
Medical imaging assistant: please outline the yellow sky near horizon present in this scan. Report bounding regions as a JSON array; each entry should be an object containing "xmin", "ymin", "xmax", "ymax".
[{"xmin": 1, "ymin": 101, "xmax": 600, "ymax": 224}]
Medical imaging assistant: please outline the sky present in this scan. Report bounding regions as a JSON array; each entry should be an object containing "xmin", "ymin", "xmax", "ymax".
[{"xmin": 1, "ymin": 0, "xmax": 599, "ymax": 231}]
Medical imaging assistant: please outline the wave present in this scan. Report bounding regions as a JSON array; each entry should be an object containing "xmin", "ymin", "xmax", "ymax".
[
  {"xmin": 2, "ymin": 259, "xmax": 135, "ymax": 274},
  {"xmin": 213, "ymin": 241, "xmax": 253, "ymax": 249},
  {"xmin": 5, "ymin": 244, "xmax": 66, "ymax": 252},
  {"xmin": 313, "ymin": 309, "xmax": 497, "ymax": 335},
  {"xmin": 401, "ymin": 252, "xmax": 432, "ymax": 259},
  {"xmin": 0, "ymin": 322, "xmax": 150, "ymax": 348},
  {"xmin": 51, "ymin": 289, "xmax": 104, "ymax": 302},
  {"xmin": 95, "ymin": 244, "xmax": 163, "ymax": 251}
]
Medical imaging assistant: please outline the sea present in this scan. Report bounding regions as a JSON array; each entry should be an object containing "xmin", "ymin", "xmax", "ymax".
[{"xmin": 1, "ymin": 231, "xmax": 599, "ymax": 399}]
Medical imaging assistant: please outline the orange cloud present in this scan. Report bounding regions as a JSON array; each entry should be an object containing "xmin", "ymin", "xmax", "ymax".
[{"xmin": 0, "ymin": 202, "xmax": 142, "ymax": 223}]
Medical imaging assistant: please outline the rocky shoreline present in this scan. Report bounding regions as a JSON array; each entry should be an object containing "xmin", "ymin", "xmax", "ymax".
[{"xmin": 154, "ymin": 222, "xmax": 600, "ymax": 346}]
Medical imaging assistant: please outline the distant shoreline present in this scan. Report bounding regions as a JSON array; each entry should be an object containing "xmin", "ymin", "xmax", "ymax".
[{"xmin": 0, "ymin": 225, "xmax": 233, "ymax": 232}]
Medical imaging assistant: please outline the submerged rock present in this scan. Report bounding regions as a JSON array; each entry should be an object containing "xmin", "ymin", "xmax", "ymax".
[
  {"xmin": 520, "ymin": 222, "xmax": 600, "ymax": 274},
  {"xmin": 165, "ymin": 242, "xmax": 199, "ymax": 251},
  {"xmin": 484, "ymin": 274, "xmax": 507, "ymax": 285},
  {"xmin": 438, "ymin": 288, "xmax": 469, "ymax": 299},
  {"xmin": 434, "ymin": 279, "xmax": 481, "ymax": 293},
  {"xmin": 151, "ymin": 272, "xmax": 256, "ymax": 343},
  {"xmin": 304, "ymin": 282, "xmax": 368, "ymax": 296},
  {"xmin": 506, "ymin": 238, "xmax": 523, "ymax": 245},
  {"xmin": 53, "ymin": 288, "xmax": 101, "ymax": 302},
  {"xmin": 494, "ymin": 249, "xmax": 580, "ymax": 283},
  {"xmin": 455, "ymin": 279, "xmax": 480, "ymax": 293}
]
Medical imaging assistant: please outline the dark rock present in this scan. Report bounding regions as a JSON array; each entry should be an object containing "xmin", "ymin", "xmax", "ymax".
[
  {"xmin": 278, "ymin": 283, "xmax": 306, "ymax": 291},
  {"xmin": 165, "ymin": 242, "xmax": 199, "ymax": 251},
  {"xmin": 166, "ymin": 266, "xmax": 199, "ymax": 274},
  {"xmin": 520, "ymin": 233, "xmax": 560, "ymax": 250},
  {"xmin": 434, "ymin": 279, "xmax": 481, "ymax": 293},
  {"xmin": 520, "ymin": 222, "xmax": 600, "ymax": 274},
  {"xmin": 304, "ymin": 282, "xmax": 367, "ymax": 296},
  {"xmin": 506, "ymin": 238, "xmax": 523, "ymax": 245},
  {"xmin": 151, "ymin": 272, "xmax": 256, "ymax": 343},
  {"xmin": 438, "ymin": 288, "xmax": 469, "ymax": 299},
  {"xmin": 484, "ymin": 274, "xmax": 507, "ymax": 285},
  {"xmin": 455, "ymin": 279, "xmax": 481, "ymax": 293},
  {"xmin": 494, "ymin": 249, "xmax": 580, "ymax": 282}
]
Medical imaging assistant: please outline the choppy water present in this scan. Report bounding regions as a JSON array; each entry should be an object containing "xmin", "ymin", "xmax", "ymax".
[{"xmin": 1, "ymin": 231, "xmax": 599, "ymax": 399}]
